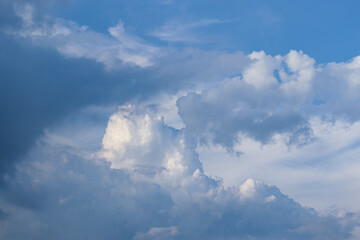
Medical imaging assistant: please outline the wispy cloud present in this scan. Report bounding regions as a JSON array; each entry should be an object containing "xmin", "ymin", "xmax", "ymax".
[
  {"xmin": 11, "ymin": 3, "xmax": 160, "ymax": 69},
  {"xmin": 151, "ymin": 18, "xmax": 233, "ymax": 43}
]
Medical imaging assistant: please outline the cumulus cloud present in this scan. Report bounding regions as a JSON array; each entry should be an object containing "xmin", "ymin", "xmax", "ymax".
[
  {"xmin": 1, "ymin": 106, "xmax": 359, "ymax": 240},
  {"xmin": 99, "ymin": 105, "xmax": 202, "ymax": 176},
  {"xmin": 177, "ymin": 50, "xmax": 360, "ymax": 151},
  {"xmin": 199, "ymin": 114, "xmax": 360, "ymax": 211},
  {"xmin": 172, "ymin": 50, "xmax": 360, "ymax": 212}
]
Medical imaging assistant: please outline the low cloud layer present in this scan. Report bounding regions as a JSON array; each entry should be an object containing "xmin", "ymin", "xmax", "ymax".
[{"xmin": 0, "ymin": 107, "xmax": 359, "ymax": 240}]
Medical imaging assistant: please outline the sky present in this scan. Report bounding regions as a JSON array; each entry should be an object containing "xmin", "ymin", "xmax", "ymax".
[{"xmin": 1, "ymin": 0, "xmax": 360, "ymax": 239}]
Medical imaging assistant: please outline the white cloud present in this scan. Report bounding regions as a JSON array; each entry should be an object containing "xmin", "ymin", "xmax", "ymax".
[
  {"xmin": 242, "ymin": 51, "xmax": 282, "ymax": 89},
  {"xmin": 14, "ymin": 3, "xmax": 34, "ymax": 27},
  {"xmin": 280, "ymin": 50, "xmax": 315, "ymax": 95},
  {"xmin": 199, "ymin": 119, "xmax": 360, "ymax": 211},
  {"xmin": 177, "ymin": 49, "xmax": 360, "ymax": 152},
  {"xmin": 151, "ymin": 18, "xmax": 231, "ymax": 43},
  {"xmin": 99, "ymin": 105, "xmax": 203, "ymax": 181},
  {"xmin": 238, "ymin": 178, "xmax": 264, "ymax": 200},
  {"xmin": 166, "ymin": 49, "xmax": 360, "ymax": 211},
  {"xmin": 133, "ymin": 226, "xmax": 178, "ymax": 240},
  {"xmin": 11, "ymin": 3, "xmax": 159, "ymax": 69}
]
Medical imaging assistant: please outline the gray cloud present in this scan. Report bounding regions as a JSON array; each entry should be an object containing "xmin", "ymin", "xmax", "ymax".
[
  {"xmin": 2, "ymin": 3, "xmax": 360, "ymax": 239},
  {"xmin": 0, "ymin": 30, "xmax": 248, "ymax": 182},
  {"xmin": 0, "ymin": 107, "xmax": 358, "ymax": 240},
  {"xmin": 177, "ymin": 50, "xmax": 360, "ymax": 151},
  {"xmin": 0, "ymin": 1, "xmax": 248, "ymax": 179}
]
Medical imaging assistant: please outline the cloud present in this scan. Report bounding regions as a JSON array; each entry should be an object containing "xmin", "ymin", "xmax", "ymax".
[
  {"xmin": 133, "ymin": 226, "xmax": 178, "ymax": 240},
  {"xmin": 177, "ymin": 50, "xmax": 360, "ymax": 152},
  {"xmin": 0, "ymin": 0, "xmax": 69, "ymax": 29},
  {"xmin": 0, "ymin": 26, "xmax": 249, "ymax": 179},
  {"xmin": 1, "ymin": 106, "xmax": 359, "ymax": 240},
  {"xmin": 10, "ymin": 3, "xmax": 159, "ymax": 69},
  {"xmin": 1, "ymin": 1, "xmax": 360, "ymax": 239},
  {"xmin": 0, "ymin": 2, "xmax": 250, "ymax": 180},
  {"xmin": 198, "ymin": 114, "xmax": 360, "ymax": 212},
  {"xmin": 2, "ymin": 3, "xmax": 360, "ymax": 238},
  {"xmin": 151, "ymin": 18, "xmax": 231, "ymax": 43},
  {"xmin": 98, "ymin": 105, "xmax": 202, "ymax": 175},
  {"xmin": 172, "ymin": 50, "xmax": 360, "ymax": 211},
  {"xmin": 0, "ymin": 30, "xmax": 156, "ymax": 179}
]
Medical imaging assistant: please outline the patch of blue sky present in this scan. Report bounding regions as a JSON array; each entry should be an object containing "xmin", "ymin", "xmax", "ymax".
[
  {"xmin": 54, "ymin": 0, "xmax": 360, "ymax": 63},
  {"xmin": 312, "ymin": 96, "xmax": 327, "ymax": 106}
]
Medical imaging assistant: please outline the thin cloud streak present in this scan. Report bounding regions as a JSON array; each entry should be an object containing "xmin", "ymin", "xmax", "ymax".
[{"xmin": 151, "ymin": 18, "xmax": 235, "ymax": 43}]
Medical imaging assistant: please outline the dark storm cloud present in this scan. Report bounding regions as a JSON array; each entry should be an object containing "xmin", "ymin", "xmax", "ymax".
[
  {"xmin": 177, "ymin": 92, "xmax": 314, "ymax": 150},
  {"xmin": 0, "ymin": 33, "xmax": 155, "ymax": 179}
]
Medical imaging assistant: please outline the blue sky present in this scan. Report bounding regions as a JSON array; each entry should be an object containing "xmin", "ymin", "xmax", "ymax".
[
  {"xmin": 1, "ymin": 0, "xmax": 360, "ymax": 239},
  {"xmin": 56, "ymin": 0, "xmax": 360, "ymax": 62}
]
